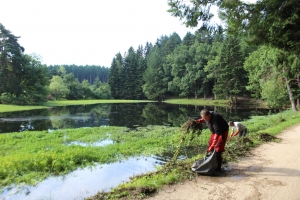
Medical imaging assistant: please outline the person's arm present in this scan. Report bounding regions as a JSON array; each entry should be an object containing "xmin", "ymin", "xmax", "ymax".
[
  {"xmin": 196, "ymin": 118, "xmax": 205, "ymax": 123},
  {"xmin": 232, "ymin": 129, "xmax": 240, "ymax": 137},
  {"xmin": 229, "ymin": 128, "xmax": 240, "ymax": 140},
  {"xmin": 208, "ymin": 134, "xmax": 218, "ymax": 152}
]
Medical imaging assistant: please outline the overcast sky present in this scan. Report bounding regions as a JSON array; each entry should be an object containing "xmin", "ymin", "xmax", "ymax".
[{"xmin": 0, "ymin": 0, "xmax": 203, "ymax": 67}]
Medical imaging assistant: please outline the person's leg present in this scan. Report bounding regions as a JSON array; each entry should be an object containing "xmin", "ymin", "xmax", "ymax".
[
  {"xmin": 216, "ymin": 152, "xmax": 223, "ymax": 171},
  {"xmin": 238, "ymin": 131, "xmax": 243, "ymax": 137},
  {"xmin": 215, "ymin": 131, "xmax": 228, "ymax": 171},
  {"xmin": 239, "ymin": 129, "xmax": 247, "ymax": 137},
  {"xmin": 243, "ymin": 128, "xmax": 247, "ymax": 136}
]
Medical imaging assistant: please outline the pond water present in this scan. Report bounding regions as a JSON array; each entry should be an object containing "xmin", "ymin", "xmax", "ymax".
[
  {"xmin": 1, "ymin": 147, "xmax": 200, "ymax": 200},
  {"xmin": 0, "ymin": 103, "xmax": 271, "ymax": 200},
  {"xmin": 1, "ymin": 156, "xmax": 159, "ymax": 200},
  {"xmin": 0, "ymin": 102, "xmax": 270, "ymax": 134}
]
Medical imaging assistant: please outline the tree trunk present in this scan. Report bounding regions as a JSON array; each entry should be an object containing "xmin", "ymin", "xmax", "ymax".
[
  {"xmin": 297, "ymin": 76, "xmax": 300, "ymax": 107},
  {"xmin": 285, "ymin": 76, "xmax": 298, "ymax": 112},
  {"xmin": 214, "ymin": 78, "xmax": 217, "ymax": 100},
  {"xmin": 230, "ymin": 96, "xmax": 233, "ymax": 104}
]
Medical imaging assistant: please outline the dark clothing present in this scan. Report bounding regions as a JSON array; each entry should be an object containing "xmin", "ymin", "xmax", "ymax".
[
  {"xmin": 197, "ymin": 111, "xmax": 229, "ymax": 172},
  {"xmin": 205, "ymin": 112, "xmax": 229, "ymax": 153},
  {"xmin": 205, "ymin": 112, "xmax": 229, "ymax": 171},
  {"xmin": 205, "ymin": 112, "xmax": 229, "ymax": 135},
  {"xmin": 239, "ymin": 128, "xmax": 247, "ymax": 137}
]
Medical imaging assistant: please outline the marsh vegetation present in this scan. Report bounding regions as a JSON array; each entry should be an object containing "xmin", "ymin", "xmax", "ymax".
[{"xmin": 1, "ymin": 104, "xmax": 299, "ymax": 199}]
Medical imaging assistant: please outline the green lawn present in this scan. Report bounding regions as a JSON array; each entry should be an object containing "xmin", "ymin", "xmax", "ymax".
[
  {"xmin": 0, "ymin": 98, "xmax": 265, "ymax": 113},
  {"xmin": 0, "ymin": 99, "xmax": 154, "ymax": 113}
]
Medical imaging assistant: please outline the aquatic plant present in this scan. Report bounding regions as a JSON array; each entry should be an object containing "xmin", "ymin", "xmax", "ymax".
[{"xmin": 0, "ymin": 125, "xmax": 206, "ymax": 189}]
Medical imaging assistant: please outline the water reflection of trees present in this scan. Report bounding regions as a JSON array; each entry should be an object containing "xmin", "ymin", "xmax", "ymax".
[
  {"xmin": 0, "ymin": 109, "xmax": 51, "ymax": 133},
  {"xmin": 50, "ymin": 105, "xmax": 112, "ymax": 129},
  {"xmin": 213, "ymin": 106, "xmax": 270, "ymax": 122},
  {"xmin": 0, "ymin": 103, "xmax": 271, "ymax": 134},
  {"xmin": 109, "ymin": 103, "xmax": 146, "ymax": 128}
]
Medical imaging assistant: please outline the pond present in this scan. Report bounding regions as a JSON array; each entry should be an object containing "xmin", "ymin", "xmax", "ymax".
[
  {"xmin": 0, "ymin": 103, "xmax": 271, "ymax": 200},
  {"xmin": 0, "ymin": 102, "xmax": 270, "ymax": 134}
]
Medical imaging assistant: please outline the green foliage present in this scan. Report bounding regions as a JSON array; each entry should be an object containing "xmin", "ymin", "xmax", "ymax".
[
  {"xmin": 0, "ymin": 24, "xmax": 49, "ymax": 105},
  {"xmin": 108, "ymin": 53, "xmax": 123, "ymax": 99},
  {"xmin": 81, "ymin": 79, "xmax": 93, "ymax": 99},
  {"xmin": 108, "ymin": 46, "xmax": 147, "ymax": 100},
  {"xmin": 244, "ymin": 46, "xmax": 298, "ymax": 111},
  {"xmin": 48, "ymin": 65, "xmax": 109, "ymax": 84},
  {"xmin": 261, "ymin": 77, "xmax": 289, "ymax": 110},
  {"xmin": 168, "ymin": 0, "xmax": 300, "ymax": 54},
  {"xmin": 0, "ymin": 24, "xmax": 24, "ymax": 100},
  {"xmin": 167, "ymin": 39, "xmax": 211, "ymax": 98},
  {"xmin": 93, "ymin": 83, "xmax": 112, "ymax": 99},
  {"xmin": 243, "ymin": 47, "xmax": 269, "ymax": 99},
  {"xmin": 167, "ymin": 0, "xmax": 218, "ymax": 27},
  {"xmin": 63, "ymin": 73, "xmax": 84, "ymax": 100},
  {"xmin": 49, "ymin": 76, "xmax": 69, "ymax": 99},
  {"xmin": 205, "ymin": 36, "xmax": 247, "ymax": 99},
  {"xmin": 143, "ymin": 47, "xmax": 166, "ymax": 100}
]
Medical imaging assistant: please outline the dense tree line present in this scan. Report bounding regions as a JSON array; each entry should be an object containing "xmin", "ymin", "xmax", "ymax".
[
  {"xmin": 108, "ymin": 30, "xmax": 251, "ymax": 101},
  {"xmin": 48, "ymin": 66, "xmax": 111, "ymax": 100},
  {"xmin": 108, "ymin": 0, "xmax": 300, "ymax": 112},
  {"xmin": 166, "ymin": 0, "xmax": 300, "ymax": 111},
  {"xmin": 0, "ymin": 23, "xmax": 111, "ymax": 103},
  {"xmin": 0, "ymin": 24, "xmax": 49, "ymax": 105},
  {"xmin": 47, "ymin": 65, "xmax": 109, "ymax": 84}
]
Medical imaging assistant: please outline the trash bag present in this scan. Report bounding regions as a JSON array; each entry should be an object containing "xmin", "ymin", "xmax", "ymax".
[{"xmin": 191, "ymin": 150, "xmax": 218, "ymax": 175}]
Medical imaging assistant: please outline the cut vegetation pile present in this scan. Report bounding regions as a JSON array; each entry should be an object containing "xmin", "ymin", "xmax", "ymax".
[
  {"xmin": 224, "ymin": 133, "xmax": 280, "ymax": 162},
  {"xmin": 170, "ymin": 119, "xmax": 203, "ymax": 163},
  {"xmin": 258, "ymin": 133, "xmax": 280, "ymax": 142}
]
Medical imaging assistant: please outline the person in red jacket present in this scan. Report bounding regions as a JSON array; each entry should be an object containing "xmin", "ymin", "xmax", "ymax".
[{"xmin": 196, "ymin": 109, "xmax": 229, "ymax": 172}]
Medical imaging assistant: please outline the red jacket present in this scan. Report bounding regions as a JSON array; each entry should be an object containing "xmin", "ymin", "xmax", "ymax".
[{"xmin": 197, "ymin": 112, "xmax": 229, "ymax": 152}]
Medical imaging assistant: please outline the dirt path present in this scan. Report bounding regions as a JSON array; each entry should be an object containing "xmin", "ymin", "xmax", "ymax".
[{"xmin": 149, "ymin": 124, "xmax": 300, "ymax": 200}]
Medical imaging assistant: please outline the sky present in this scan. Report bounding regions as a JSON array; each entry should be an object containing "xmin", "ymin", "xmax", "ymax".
[{"xmin": 0, "ymin": 0, "xmax": 204, "ymax": 67}]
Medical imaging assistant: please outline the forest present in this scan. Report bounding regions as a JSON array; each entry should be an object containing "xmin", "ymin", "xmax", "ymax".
[{"xmin": 0, "ymin": 0, "xmax": 299, "ymax": 112}]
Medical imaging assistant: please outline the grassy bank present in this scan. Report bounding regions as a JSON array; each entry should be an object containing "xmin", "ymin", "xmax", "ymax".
[
  {"xmin": 164, "ymin": 98, "xmax": 230, "ymax": 106},
  {"xmin": 87, "ymin": 109, "xmax": 300, "ymax": 200},
  {"xmin": 0, "ymin": 98, "xmax": 266, "ymax": 113},
  {"xmin": 0, "ymin": 100, "xmax": 154, "ymax": 113},
  {"xmin": 164, "ymin": 98, "xmax": 266, "ymax": 108}
]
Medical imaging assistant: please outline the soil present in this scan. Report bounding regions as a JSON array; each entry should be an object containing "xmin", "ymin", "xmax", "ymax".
[{"xmin": 148, "ymin": 124, "xmax": 300, "ymax": 200}]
